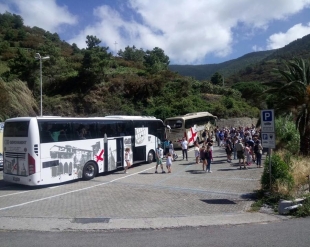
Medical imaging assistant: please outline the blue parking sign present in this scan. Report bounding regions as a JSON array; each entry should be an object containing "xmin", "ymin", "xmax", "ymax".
[{"xmin": 261, "ymin": 109, "xmax": 275, "ymax": 133}]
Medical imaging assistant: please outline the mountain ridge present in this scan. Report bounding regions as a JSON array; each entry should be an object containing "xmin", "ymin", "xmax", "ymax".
[{"xmin": 169, "ymin": 33, "xmax": 310, "ymax": 82}]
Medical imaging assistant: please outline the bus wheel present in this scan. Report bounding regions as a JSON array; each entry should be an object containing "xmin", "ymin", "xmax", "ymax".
[
  {"xmin": 82, "ymin": 161, "xmax": 97, "ymax": 180},
  {"xmin": 147, "ymin": 150, "xmax": 155, "ymax": 163}
]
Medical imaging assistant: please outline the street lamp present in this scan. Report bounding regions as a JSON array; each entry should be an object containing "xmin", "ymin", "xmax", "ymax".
[{"xmin": 35, "ymin": 53, "xmax": 50, "ymax": 116}]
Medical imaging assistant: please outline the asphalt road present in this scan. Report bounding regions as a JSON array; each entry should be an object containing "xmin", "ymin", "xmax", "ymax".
[{"xmin": 0, "ymin": 217, "xmax": 310, "ymax": 247}]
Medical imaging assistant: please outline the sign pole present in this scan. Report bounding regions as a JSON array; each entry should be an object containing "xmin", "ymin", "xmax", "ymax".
[
  {"xmin": 269, "ymin": 148, "xmax": 272, "ymax": 191},
  {"xmin": 261, "ymin": 109, "xmax": 276, "ymax": 192}
]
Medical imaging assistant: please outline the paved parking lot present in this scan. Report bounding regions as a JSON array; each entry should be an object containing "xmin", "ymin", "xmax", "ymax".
[{"xmin": 0, "ymin": 146, "xmax": 268, "ymax": 230}]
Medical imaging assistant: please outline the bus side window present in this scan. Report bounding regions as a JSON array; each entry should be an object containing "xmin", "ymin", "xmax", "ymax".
[
  {"xmin": 40, "ymin": 123, "xmax": 54, "ymax": 143},
  {"xmin": 76, "ymin": 125, "xmax": 87, "ymax": 140}
]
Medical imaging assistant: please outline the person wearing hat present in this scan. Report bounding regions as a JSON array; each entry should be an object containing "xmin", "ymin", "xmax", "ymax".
[{"xmin": 155, "ymin": 143, "xmax": 165, "ymax": 173}]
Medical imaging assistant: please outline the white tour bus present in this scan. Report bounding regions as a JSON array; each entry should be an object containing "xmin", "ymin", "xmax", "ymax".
[
  {"xmin": 3, "ymin": 116, "xmax": 166, "ymax": 186},
  {"xmin": 164, "ymin": 112, "xmax": 217, "ymax": 148}
]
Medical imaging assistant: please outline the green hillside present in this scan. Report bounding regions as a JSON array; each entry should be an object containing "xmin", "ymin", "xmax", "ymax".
[
  {"xmin": 169, "ymin": 50, "xmax": 274, "ymax": 80},
  {"xmin": 0, "ymin": 12, "xmax": 260, "ymax": 121}
]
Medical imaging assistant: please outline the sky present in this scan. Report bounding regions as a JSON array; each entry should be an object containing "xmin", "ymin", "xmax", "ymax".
[{"xmin": 1, "ymin": 0, "xmax": 310, "ymax": 65}]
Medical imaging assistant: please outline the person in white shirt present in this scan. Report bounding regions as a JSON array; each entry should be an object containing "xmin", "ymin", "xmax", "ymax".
[
  {"xmin": 194, "ymin": 140, "xmax": 200, "ymax": 164},
  {"xmin": 124, "ymin": 147, "xmax": 131, "ymax": 174},
  {"xmin": 181, "ymin": 137, "xmax": 188, "ymax": 161},
  {"xmin": 166, "ymin": 153, "xmax": 173, "ymax": 173},
  {"xmin": 155, "ymin": 143, "xmax": 165, "ymax": 173}
]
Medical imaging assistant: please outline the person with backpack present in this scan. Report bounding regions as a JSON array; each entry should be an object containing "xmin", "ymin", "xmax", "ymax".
[{"xmin": 235, "ymin": 139, "xmax": 247, "ymax": 170}]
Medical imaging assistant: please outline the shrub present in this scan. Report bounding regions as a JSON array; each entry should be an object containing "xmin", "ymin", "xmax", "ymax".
[
  {"xmin": 294, "ymin": 196, "xmax": 310, "ymax": 217},
  {"xmin": 261, "ymin": 153, "xmax": 294, "ymax": 193}
]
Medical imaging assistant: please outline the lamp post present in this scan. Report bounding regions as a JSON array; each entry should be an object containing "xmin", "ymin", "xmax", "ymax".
[{"xmin": 35, "ymin": 53, "xmax": 50, "ymax": 116}]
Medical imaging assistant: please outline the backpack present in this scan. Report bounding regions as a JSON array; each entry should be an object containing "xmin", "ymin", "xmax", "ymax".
[{"xmin": 204, "ymin": 150, "xmax": 210, "ymax": 159}]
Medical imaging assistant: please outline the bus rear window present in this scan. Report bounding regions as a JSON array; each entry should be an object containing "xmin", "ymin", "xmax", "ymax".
[{"xmin": 4, "ymin": 121, "xmax": 29, "ymax": 137}]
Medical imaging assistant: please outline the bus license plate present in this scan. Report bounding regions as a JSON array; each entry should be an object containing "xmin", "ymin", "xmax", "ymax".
[{"xmin": 13, "ymin": 177, "xmax": 20, "ymax": 182}]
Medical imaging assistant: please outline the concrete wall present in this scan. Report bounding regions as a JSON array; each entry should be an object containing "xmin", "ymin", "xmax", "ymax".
[{"xmin": 216, "ymin": 117, "xmax": 258, "ymax": 129}]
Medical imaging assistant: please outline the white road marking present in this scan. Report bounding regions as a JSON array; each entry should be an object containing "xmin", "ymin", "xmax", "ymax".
[
  {"xmin": 0, "ymin": 190, "xmax": 32, "ymax": 198},
  {"xmin": 0, "ymin": 166, "xmax": 154, "ymax": 211},
  {"xmin": 49, "ymin": 185, "xmax": 62, "ymax": 189}
]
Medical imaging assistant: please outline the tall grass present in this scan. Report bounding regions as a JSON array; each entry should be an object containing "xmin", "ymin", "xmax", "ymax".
[
  {"xmin": 266, "ymin": 150, "xmax": 310, "ymax": 196},
  {"xmin": 275, "ymin": 115, "xmax": 300, "ymax": 154},
  {"xmin": 0, "ymin": 79, "xmax": 38, "ymax": 120}
]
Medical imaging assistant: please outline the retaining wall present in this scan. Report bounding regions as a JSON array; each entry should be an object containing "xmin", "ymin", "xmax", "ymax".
[{"xmin": 216, "ymin": 117, "xmax": 258, "ymax": 129}]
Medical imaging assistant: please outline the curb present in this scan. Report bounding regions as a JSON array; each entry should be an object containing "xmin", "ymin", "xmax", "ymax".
[{"xmin": 0, "ymin": 212, "xmax": 281, "ymax": 232}]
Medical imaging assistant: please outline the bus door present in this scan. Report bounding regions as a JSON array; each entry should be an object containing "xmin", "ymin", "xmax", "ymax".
[
  {"xmin": 115, "ymin": 137, "xmax": 124, "ymax": 169},
  {"xmin": 107, "ymin": 138, "xmax": 117, "ymax": 171},
  {"xmin": 132, "ymin": 127, "xmax": 148, "ymax": 163}
]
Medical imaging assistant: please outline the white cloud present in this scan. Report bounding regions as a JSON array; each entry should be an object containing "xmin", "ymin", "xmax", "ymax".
[
  {"xmin": 267, "ymin": 23, "xmax": 310, "ymax": 49},
  {"xmin": 68, "ymin": 0, "xmax": 310, "ymax": 64},
  {"xmin": 0, "ymin": 0, "xmax": 78, "ymax": 33}
]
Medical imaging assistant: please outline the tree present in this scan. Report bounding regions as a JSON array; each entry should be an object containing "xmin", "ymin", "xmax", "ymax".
[
  {"xmin": 144, "ymin": 47, "xmax": 169, "ymax": 72},
  {"xmin": 85, "ymin": 35, "xmax": 101, "ymax": 49},
  {"xmin": 232, "ymin": 81, "xmax": 266, "ymax": 106},
  {"xmin": 6, "ymin": 49, "xmax": 37, "ymax": 90},
  {"xmin": 210, "ymin": 72, "xmax": 223, "ymax": 86},
  {"xmin": 78, "ymin": 36, "xmax": 112, "ymax": 89},
  {"xmin": 0, "ymin": 11, "xmax": 23, "ymax": 29},
  {"xmin": 264, "ymin": 58, "xmax": 310, "ymax": 155},
  {"xmin": 118, "ymin": 46, "xmax": 145, "ymax": 63}
]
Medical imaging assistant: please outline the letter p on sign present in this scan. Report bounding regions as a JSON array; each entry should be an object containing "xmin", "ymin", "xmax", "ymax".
[{"xmin": 263, "ymin": 111, "xmax": 272, "ymax": 121}]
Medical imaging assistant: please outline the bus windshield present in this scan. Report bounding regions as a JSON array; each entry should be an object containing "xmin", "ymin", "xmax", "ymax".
[{"xmin": 165, "ymin": 119, "xmax": 183, "ymax": 129}]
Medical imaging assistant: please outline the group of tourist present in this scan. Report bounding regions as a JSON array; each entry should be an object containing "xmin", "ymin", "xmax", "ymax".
[
  {"xmin": 135, "ymin": 125, "xmax": 265, "ymax": 175},
  {"xmin": 214, "ymin": 125, "xmax": 264, "ymax": 169}
]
